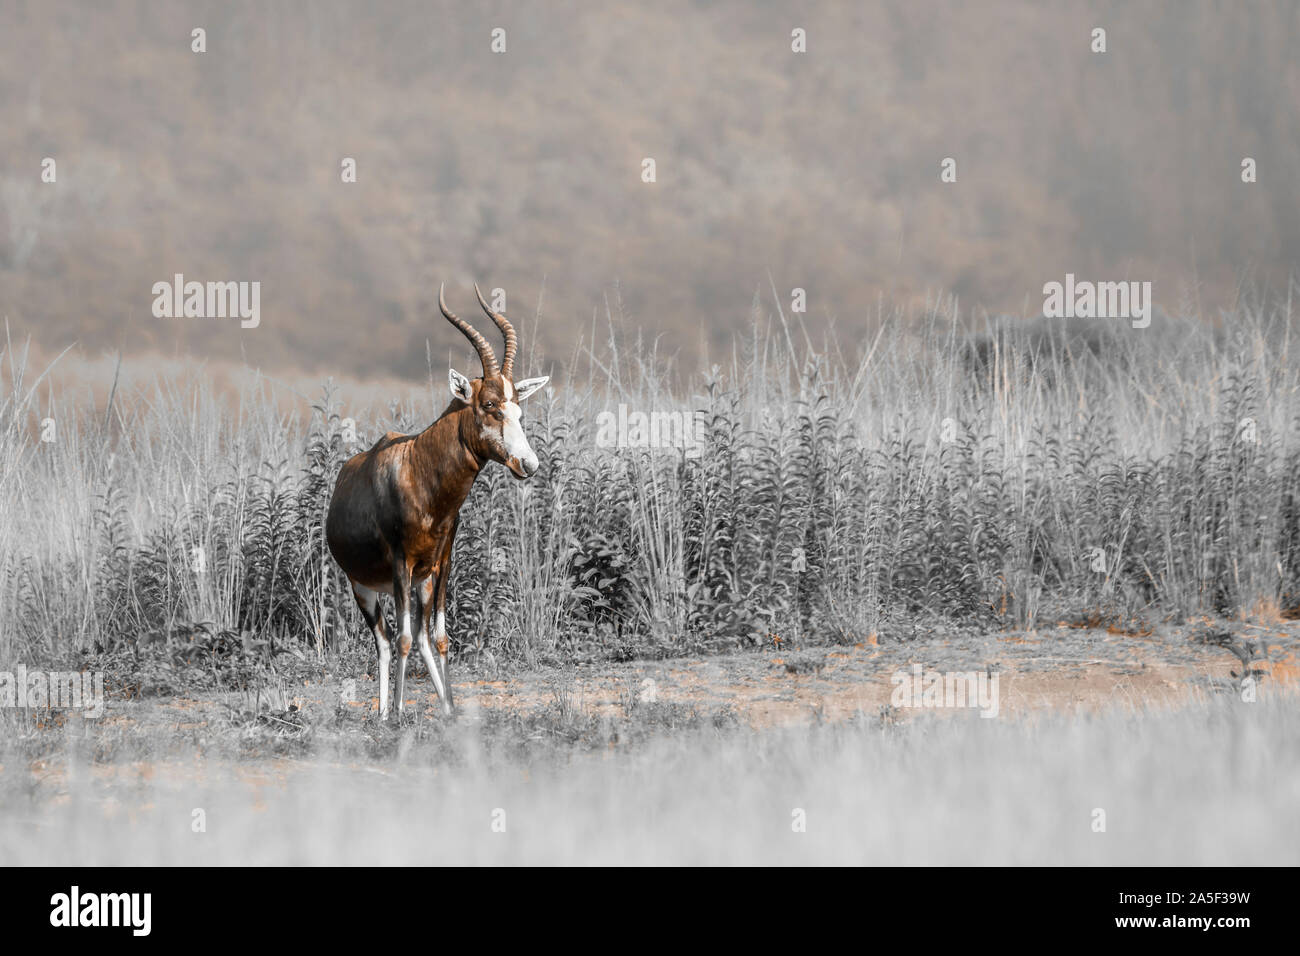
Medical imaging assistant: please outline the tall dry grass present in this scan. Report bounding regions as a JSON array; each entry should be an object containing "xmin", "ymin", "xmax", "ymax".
[{"xmin": 2, "ymin": 294, "xmax": 1300, "ymax": 665}]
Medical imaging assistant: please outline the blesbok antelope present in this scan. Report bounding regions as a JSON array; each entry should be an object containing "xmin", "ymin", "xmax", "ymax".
[{"xmin": 325, "ymin": 284, "xmax": 549, "ymax": 719}]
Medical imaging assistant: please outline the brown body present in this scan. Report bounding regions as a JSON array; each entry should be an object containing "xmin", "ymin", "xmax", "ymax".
[
  {"xmin": 327, "ymin": 408, "xmax": 481, "ymax": 591},
  {"xmin": 325, "ymin": 283, "xmax": 549, "ymax": 719}
]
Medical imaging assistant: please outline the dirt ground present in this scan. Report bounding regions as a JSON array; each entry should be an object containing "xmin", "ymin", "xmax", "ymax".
[
  {"xmin": 454, "ymin": 620, "xmax": 1300, "ymax": 724},
  {"xmin": 93, "ymin": 619, "xmax": 1300, "ymax": 735}
]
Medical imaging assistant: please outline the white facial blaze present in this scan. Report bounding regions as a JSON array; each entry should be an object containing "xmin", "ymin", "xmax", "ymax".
[
  {"xmin": 498, "ymin": 380, "xmax": 538, "ymax": 470},
  {"xmin": 501, "ymin": 401, "xmax": 533, "ymax": 461}
]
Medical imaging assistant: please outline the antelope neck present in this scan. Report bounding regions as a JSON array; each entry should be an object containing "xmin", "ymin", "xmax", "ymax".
[{"xmin": 410, "ymin": 404, "xmax": 483, "ymax": 507}]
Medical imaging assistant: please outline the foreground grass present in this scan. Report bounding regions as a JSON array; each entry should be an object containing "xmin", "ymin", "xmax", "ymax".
[{"xmin": 2, "ymin": 687, "xmax": 1295, "ymax": 865}]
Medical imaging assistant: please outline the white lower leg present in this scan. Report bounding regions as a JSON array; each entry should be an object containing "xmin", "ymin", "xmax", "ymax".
[
  {"xmin": 376, "ymin": 636, "xmax": 391, "ymax": 719},
  {"xmin": 433, "ymin": 610, "xmax": 453, "ymax": 714},
  {"xmin": 355, "ymin": 583, "xmax": 392, "ymax": 720},
  {"xmin": 439, "ymin": 652, "xmax": 452, "ymax": 714},
  {"xmin": 395, "ymin": 610, "xmax": 412, "ymax": 714},
  {"xmin": 417, "ymin": 632, "xmax": 448, "ymax": 706}
]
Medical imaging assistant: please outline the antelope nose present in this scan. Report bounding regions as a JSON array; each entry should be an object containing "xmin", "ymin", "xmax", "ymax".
[{"xmin": 523, "ymin": 456, "xmax": 539, "ymax": 476}]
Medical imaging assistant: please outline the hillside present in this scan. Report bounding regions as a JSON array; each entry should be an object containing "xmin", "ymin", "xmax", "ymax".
[{"xmin": 1, "ymin": 0, "xmax": 1297, "ymax": 380}]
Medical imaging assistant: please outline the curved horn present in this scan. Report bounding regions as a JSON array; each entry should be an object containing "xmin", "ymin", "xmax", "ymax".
[
  {"xmin": 440, "ymin": 283, "xmax": 497, "ymax": 376},
  {"xmin": 474, "ymin": 283, "xmax": 518, "ymax": 380}
]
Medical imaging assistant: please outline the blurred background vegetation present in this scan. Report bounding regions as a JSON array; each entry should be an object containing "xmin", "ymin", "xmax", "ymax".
[{"xmin": 2, "ymin": 0, "xmax": 1298, "ymax": 382}]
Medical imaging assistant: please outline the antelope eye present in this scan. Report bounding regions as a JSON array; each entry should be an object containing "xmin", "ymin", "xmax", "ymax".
[{"xmin": 483, "ymin": 401, "xmax": 495, "ymax": 409}]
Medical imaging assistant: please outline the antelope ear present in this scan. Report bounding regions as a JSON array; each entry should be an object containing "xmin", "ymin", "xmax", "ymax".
[
  {"xmin": 513, "ymin": 375, "xmax": 549, "ymax": 401},
  {"xmin": 449, "ymin": 368, "xmax": 474, "ymax": 404}
]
